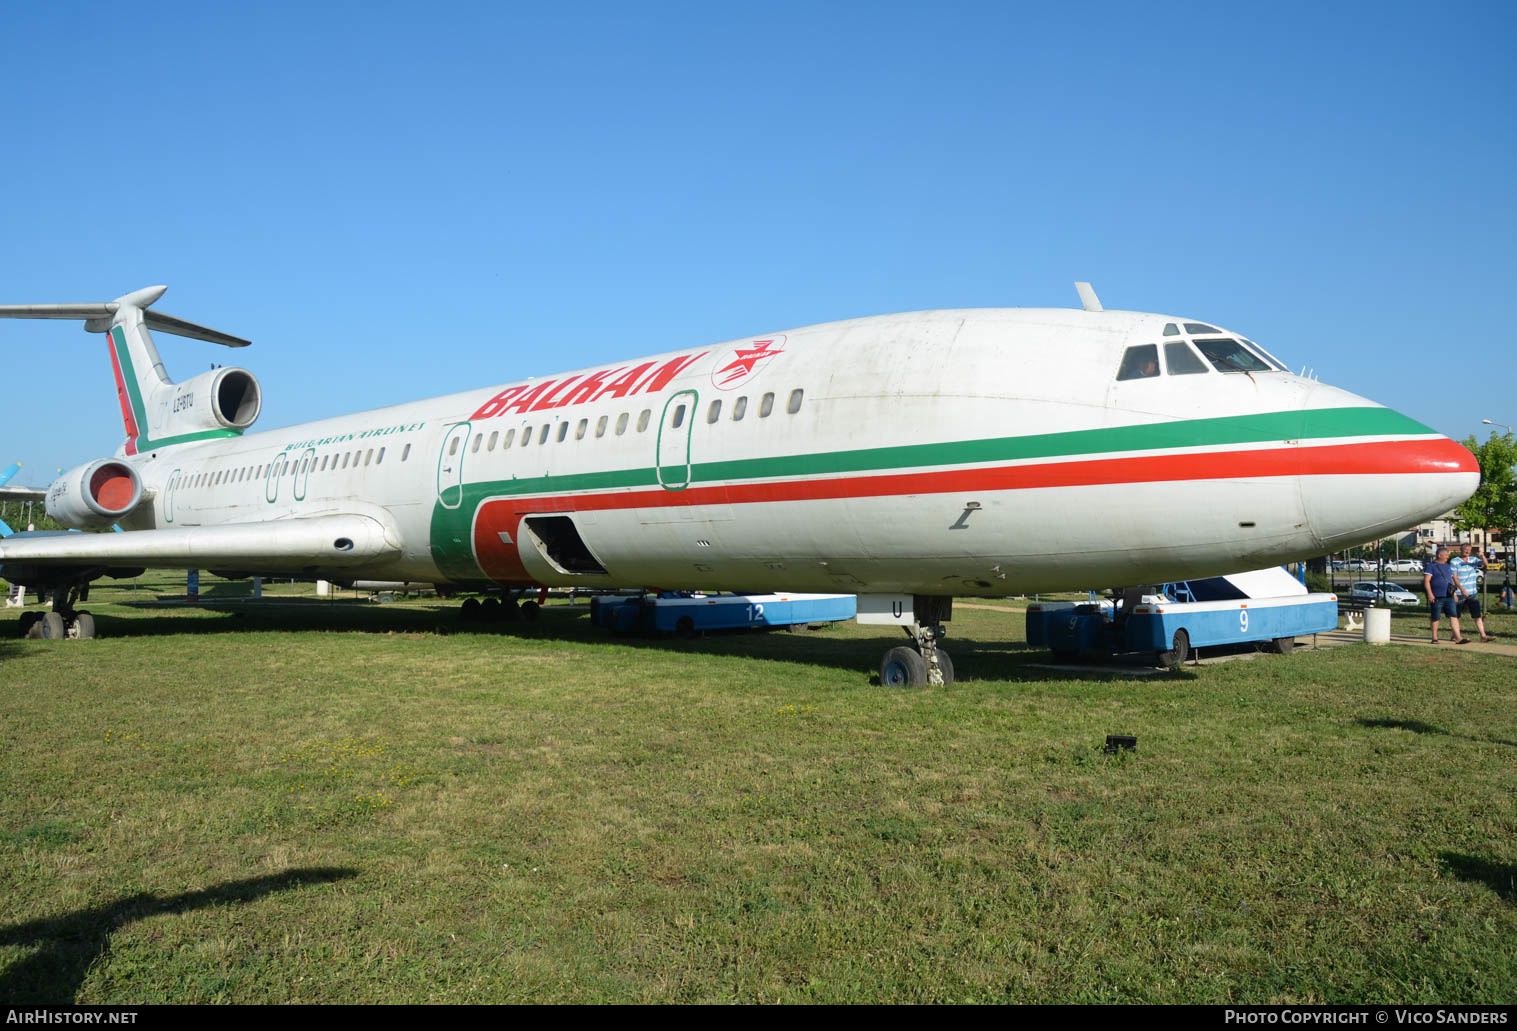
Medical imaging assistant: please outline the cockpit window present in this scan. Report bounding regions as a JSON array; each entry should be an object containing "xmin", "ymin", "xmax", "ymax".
[
  {"xmin": 1162, "ymin": 323, "xmax": 1180, "ymax": 336},
  {"xmin": 1116, "ymin": 344, "xmax": 1160, "ymax": 380},
  {"xmin": 1241, "ymin": 338, "xmax": 1289, "ymax": 372},
  {"xmin": 1184, "ymin": 322, "xmax": 1222, "ymax": 335},
  {"xmin": 1164, "ymin": 341, "xmax": 1210, "ymax": 375},
  {"xmin": 1192, "ymin": 337, "xmax": 1273, "ymax": 373}
]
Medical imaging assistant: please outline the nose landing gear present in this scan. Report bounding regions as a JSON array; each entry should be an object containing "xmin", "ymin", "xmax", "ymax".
[{"xmin": 877, "ymin": 596, "xmax": 954, "ymax": 687}]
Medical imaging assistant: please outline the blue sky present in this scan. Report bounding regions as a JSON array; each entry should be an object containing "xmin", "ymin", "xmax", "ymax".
[{"xmin": 2, "ymin": 1, "xmax": 1514, "ymax": 481}]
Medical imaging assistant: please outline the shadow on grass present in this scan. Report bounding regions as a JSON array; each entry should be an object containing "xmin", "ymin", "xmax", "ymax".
[
  {"xmin": 11, "ymin": 600, "xmax": 1193, "ymax": 684},
  {"xmin": 0, "ymin": 866, "xmax": 357, "ymax": 1003},
  {"xmin": 1439, "ymin": 852, "xmax": 1517, "ymax": 902},
  {"xmin": 1357, "ymin": 717, "xmax": 1515, "ymax": 748}
]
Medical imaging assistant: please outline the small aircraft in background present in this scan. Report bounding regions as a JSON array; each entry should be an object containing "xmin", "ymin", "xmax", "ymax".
[{"xmin": 0, "ymin": 284, "xmax": 1479, "ymax": 681}]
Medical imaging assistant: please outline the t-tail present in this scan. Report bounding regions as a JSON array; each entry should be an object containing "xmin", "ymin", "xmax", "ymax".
[{"xmin": 0, "ymin": 286, "xmax": 262, "ymax": 455}]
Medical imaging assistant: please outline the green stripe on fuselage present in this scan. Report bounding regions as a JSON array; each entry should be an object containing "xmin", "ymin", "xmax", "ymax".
[{"xmin": 427, "ymin": 405, "xmax": 1434, "ymax": 580}]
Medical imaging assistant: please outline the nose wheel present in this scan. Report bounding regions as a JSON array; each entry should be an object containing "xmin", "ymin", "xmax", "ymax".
[{"xmin": 879, "ymin": 620, "xmax": 954, "ymax": 687}]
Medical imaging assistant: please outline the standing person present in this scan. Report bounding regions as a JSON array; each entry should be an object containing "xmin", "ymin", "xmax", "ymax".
[
  {"xmin": 1452, "ymin": 543, "xmax": 1493, "ymax": 641},
  {"xmin": 1423, "ymin": 547, "xmax": 1470, "ymax": 644}
]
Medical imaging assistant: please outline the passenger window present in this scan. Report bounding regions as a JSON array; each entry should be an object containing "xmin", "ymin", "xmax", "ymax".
[
  {"xmin": 1163, "ymin": 341, "xmax": 1210, "ymax": 375},
  {"xmin": 1116, "ymin": 344, "xmax": 1161, "ymax": 381},
  {"xmin": 671, "ymin": 404, "xmax": 686, "ymax": 429},
  {"xmin": 319, "ymin": 456, "xmax": 328, "ymax": 471},
  {"xmin": 471, "ymin": 435, "xmax": 482, "ymax": 453},
  {"xmin": 364, "ymin": 449, "xmax": 373, "ymax": 466},
  {"xmin": 576, "ymin": 419, "xmax": 587, "ymax": 440},
  {"xmin": 788, "ymin": 388, "xmax": 803, "ymax": 414},
  {"xmin": 402, "ymin": 444, "xmax": 411, "ymax": 461},
  {"xmin": 520, "ymin": 426, "xmax": 531, "ymax": 447},
  {"xmin": 556, "ymin": 422, "xmax": 569, "ymax": 443},
  {"xmin": 449, "ymin": 438, "xmax": 460, "ymax": 456},
  {"xmin": 503, "ymin": 430, "xmax": 515, "ymax": 448},
  {"xmin": 596, "ymin": 415, "xmax": 608, "ymax": 437},
  {"xmin": 732, "ymin": 396, "xmax": 747, "ymax": 421},
  {"xmin": 760, "ymin": 392, "xmax": 774, "ymax": 417},
  {"xmin": 377, "ymin": 447, "xmax": 385, "ymax": 464},
  {"xmin": 538, "ymin": 424, "xmax": 549, "ymax": 445},
  {"xmin": 637, "ymin": 409, "xmax": 651, "ymax": 432},
  {"xmin": 342, "ymin": 453, "xmax": 351, "ymax": 469},
  {"xmin": 707, "ymin": 399, "xmax": 722, "ymax": 423},
  {"xmin": 616, "ymin": 412, "xmax": 629, "ymax": 435},
  {"xmin": 487, "ymin": 431, "xmax": 498, "ymax": 451}
]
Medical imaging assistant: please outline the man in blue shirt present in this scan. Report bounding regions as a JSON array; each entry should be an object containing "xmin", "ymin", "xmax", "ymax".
[
  {"xmin": 1451, "ymin": 543, "xmax": 1492, "ymax": 641},
  {"xmin": 1423, "ymin": 547, "xmax": 1471, "ymax": 644}
]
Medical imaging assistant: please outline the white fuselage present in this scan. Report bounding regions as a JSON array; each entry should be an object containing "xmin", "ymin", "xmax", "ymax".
[{"xmin": 111, "ymin": 307, "xmax": 1479, "ymax": 595}]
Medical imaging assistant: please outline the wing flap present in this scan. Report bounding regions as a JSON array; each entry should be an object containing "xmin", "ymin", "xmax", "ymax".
[{"xmin": 0, "ymin": 514, "xmax": 399, "ymax": 571}]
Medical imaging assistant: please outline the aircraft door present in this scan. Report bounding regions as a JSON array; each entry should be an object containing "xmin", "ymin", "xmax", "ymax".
[
  {"xmin": 292, "ymin": 447, "xmax": 316, "ymax": 501},
  {"xmin": 163, "ymin": 469, "xmax": 180, "ymax": 523},
  {"xmin": 656, "ymin": 390, "xmax": 697, "ymax": 491},
  {"xmin": 265, "ymin": 452, "xmax": 285, "ymax": 503},
  {"xmin": 437, "ymin": 422, "xmax": 471, "ymax": 510}
]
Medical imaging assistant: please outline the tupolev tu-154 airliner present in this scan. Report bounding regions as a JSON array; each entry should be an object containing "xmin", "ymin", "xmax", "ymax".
[{"xmin": 0, "ymin": 284, "xmax": 1479, "ymax": 684}]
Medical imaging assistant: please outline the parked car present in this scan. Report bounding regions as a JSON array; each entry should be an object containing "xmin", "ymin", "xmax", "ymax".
[
  {"xmin": 1348, "ymin": 581, "xmax": 1420, "ymax": 606},
  {"xmin": 1387, "ymin": 559, "xmax": 1423, "ymax": 573}
]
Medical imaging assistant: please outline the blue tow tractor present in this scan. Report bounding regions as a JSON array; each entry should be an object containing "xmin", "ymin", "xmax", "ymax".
[
  {"xmin": 591, "ymin": 592, "xmax": 856, "ymax": 638},
  {"xmin": 1027, "ymin": 567, "xmax": 1339, "ymax": 667}
]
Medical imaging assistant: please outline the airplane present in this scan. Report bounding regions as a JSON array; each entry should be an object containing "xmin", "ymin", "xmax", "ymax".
[{"xmin": 0, "ymin": 284, "xmax": 1480, "ymax": 682}]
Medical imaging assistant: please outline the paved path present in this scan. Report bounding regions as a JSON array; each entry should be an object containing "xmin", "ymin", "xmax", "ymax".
[{"xmin": 1313, "ymin": 627, "xmax": 1517, "ymax": 656}]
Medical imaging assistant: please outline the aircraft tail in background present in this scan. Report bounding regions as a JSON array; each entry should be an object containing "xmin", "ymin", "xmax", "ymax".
[{"xmin": 0, "ymin": 287, "xmax": 263, "ymax": 454}]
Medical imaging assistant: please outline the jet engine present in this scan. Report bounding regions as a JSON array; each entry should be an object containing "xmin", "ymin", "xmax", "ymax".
[
  {"xmin": 46, "ymin": 459, "xmax": 145, "ymax": 529},
  {"xmin": 159, "ymin": 366, "xmax": 262, "ymax": 432}
]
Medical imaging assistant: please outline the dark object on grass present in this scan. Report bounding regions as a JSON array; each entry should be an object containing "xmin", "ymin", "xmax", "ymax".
[{"xmin": 1105, "ymin": 734, "xmax": 1137, "ymax": 754}]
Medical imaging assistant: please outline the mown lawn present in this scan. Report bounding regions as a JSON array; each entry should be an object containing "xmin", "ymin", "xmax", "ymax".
[{"xmin": 1, "ymin": 582, "xmax": 1513, "ymax": 1003}]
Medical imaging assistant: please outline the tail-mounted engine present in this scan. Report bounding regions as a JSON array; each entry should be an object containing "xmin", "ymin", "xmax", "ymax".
[
  {"xmin": 161, "ymin": 366, "xmax": 262, "ymax": 433},
  {"xmin": 46, "ymin": 459, "xmax": 146, "ymax": 529}
]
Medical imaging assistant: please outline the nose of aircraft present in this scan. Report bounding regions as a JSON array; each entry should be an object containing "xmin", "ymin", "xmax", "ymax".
[{"xmin": 1297, "ymin": 383, "xmax": 1480, "ymax": 551}]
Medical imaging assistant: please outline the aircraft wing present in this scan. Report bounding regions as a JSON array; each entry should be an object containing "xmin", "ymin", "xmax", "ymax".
[{"xmin": 0, "ymin": 514, "xmax": 400, "ymax": 573}]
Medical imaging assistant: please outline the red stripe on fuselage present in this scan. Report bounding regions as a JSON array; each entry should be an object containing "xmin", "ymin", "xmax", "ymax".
[{"xmin": 469, "ymin": 437, "xmax": 1473, "ymax": 583}]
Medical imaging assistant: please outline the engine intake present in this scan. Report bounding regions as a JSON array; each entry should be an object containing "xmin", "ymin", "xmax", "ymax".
[
  {"xmin": 46, "ymin": 459, "xmax": 145, "ymax": 528},
  {"xmin": 160, "ymin": 367, "xmax": 262, "ymax": 432}
]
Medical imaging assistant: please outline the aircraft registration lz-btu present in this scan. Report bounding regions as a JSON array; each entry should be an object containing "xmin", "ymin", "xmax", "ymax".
[{"xmin": 0, "ymin": 284, "xmax": 1480, "ymax": 684}]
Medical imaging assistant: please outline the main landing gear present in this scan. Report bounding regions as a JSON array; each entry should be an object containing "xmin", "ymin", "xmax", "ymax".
[
  {"xmin": 457, "ymin": 587, "xmax": 546, "ymax": 625},
  {"xmin": 18, "ymin": 583, "xmax": 96, "ymax": 641},
  {"xmin": 878, "ymin": 596, "xmax": 954, "ymax": 688}
]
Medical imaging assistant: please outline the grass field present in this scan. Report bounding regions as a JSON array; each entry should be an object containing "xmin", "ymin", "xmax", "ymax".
[{"xmin": 1, "ymin": 579, "xmax": 1514, "ymax": 1004}]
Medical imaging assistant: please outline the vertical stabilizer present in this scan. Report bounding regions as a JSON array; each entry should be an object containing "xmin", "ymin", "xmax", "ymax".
[{"xmin": 0, "ymin": 286, "xmax": 256, "ymax": 455}]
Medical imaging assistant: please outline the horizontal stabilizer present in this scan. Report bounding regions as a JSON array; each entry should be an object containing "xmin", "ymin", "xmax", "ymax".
[
  {"xmin": 0, "ymin": 514, "xmax": 399, "ymax": 571},
  {"xmin": 0, "ymin": 285, "xmax": 250, "ymax": 346}
]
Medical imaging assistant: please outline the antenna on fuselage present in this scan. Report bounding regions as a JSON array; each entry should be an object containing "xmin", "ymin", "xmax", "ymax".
[{"xmin": 1075, "ymin": 282, "xmax": 1103, "ymax": 312}]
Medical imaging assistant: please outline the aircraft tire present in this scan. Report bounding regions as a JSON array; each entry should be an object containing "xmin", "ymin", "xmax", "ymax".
[
  {"xmin": 674, "ymin": 615, "xmax": 695, "ymax": 640},
  {"xmin": 502, "ymin": 598, "xmax": 521, "ymax": 621},
  {"xmin": 72, "ymin": 612, "xmax": 96, "ymax": 640},
  {"xmin": 1271, "ymin": 635, "xmax": 1295, "ymax": 655},
  {"xmin": 40, "ymin": 612, "xmax": 66, "ymax": 640},
  {"xmin": 481, "ymin": 597, "xmax": 502, "ymax": 622},
  {"xmin": 880, "ymin": 646, "xmax": 929, "ymax": 688},
  {"xmin": 520, "ymin": 600, "xmax": 539, "ymax": 621},
  {"xmin": 19, "ymin": 611, "xmax": 41, "ymax": 638},
  {"xmin": 1157, "ymin": 629, "xmax": 1189, "ymax": 669},
  {"xmin": 460, "ymin": 597, "xmax": 481, "ymax": 622}
]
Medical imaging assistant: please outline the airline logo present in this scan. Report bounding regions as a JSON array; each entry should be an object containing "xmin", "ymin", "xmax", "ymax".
[
  {"xmin": 711, "ymin": 337, "xmax": 785, "ymax": 391},
  {"xmin": 470, "ymin": 351, "xmax": 708, "ymax": 421}
]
